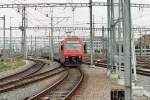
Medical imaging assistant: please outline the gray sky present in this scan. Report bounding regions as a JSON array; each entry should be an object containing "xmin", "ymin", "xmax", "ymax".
[{"xmin": 0, "ymin": 0, "xmax": 150, "ymax": 38}]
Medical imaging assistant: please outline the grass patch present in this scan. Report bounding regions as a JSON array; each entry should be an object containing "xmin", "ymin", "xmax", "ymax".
[
  {"xmin": 137, "ymin": 64, "xmax": 145, "ymax": 68},
  {"xmin": 137, "ymin": 64, "xmax": 150, "ymax": 69},
  {"xmin": 0, "ymin": 57, "xmax": 26, "ymax": 72}
]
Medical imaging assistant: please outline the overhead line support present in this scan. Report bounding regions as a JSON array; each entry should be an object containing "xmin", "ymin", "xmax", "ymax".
[
  {"xmin": 0, "ymin": 2, "xmax": 150, "ymax": 8},
  {"xmin": 21, "ymin": 7, "xmax": 27, "ymax": 59},
  {"xmin": 89, "ymin": 0, "xmax": 93, "ymax": 65}
]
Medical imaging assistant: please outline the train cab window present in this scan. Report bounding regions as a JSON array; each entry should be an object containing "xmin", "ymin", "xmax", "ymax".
[
  {"xmin": 84, "ymin": 43, "xmax": 86, "ymax": 50},
  {"xmin": 65, "ymin": 41, "xmax": 81, "ymax": 50},
  {"xmin": 61, "ymin": 45, "xmax": 64, "ymax": 50}
]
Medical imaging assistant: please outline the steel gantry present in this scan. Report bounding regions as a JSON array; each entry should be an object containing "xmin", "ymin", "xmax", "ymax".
[
  {"xmin": 0, "ymin": 2, "xmax": 150, "ymax": 8},
  {"xmin": 107, "ymin": 0, "xmax": 133, "ymax": 100},
  {"xmin": 0, "ymin": 26, "xmax": 149, "ymax": 32}
]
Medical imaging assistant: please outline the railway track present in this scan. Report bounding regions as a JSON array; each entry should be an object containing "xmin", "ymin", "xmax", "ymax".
[
  {"xmin": 0, "ymin": 64, "xmax": 65, "ymax": 93},
  {"xmin": 136, "ymin": 68, "xmax": 150, "ymax": 76},
  {"xmin": 84, "ymin": 58, "xmax": 150, "ymax": 76},
  {"xmin": 27, "ymin": 68, "xmax": 84, "ymax": 100}
]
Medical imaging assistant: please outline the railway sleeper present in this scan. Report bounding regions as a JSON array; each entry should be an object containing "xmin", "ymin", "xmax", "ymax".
[
  {"xmin": 49, "ymin": 93, "xmax": 68, "ymax": 96},
  {"xmin": 53, "ymin": 87, "xmax": 73, "ymax": 91}
]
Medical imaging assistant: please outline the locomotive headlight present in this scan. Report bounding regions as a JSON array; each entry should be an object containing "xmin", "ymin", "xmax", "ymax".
[
  {"xmin": 79, "ymin": 56, "xmax": 81, "ymax": 58},
  {"xmin": 66, "ymin": 56, "xmax": 68, "ymax": 58}
]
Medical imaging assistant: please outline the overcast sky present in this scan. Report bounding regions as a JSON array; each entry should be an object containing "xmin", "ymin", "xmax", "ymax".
[{"xmin": 0, "ymin": 0, "xmax": 150, "ymax": 38}]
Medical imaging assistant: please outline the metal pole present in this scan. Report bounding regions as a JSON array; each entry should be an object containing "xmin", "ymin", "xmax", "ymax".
[
  {"xmin": 24, "ymin": 7, "xmax": 27, "ymax": 59},
  {"xmin": 93, "ymin": 15, "xmax": 95, "ymax": 37},
  {"xmin": 144, "ymin": 31, "xmax": 146, "ymax": 55},
  {"xmin": 71, "ymin": 0, "xmax": 75, "ymax": 36},
  {"xmin": 140, "ymin": 31, "xmax": 142, "ymax": 56},
  {"xmin": 118, "ymin": 0, "xmax": 122, "ymax": 75},
  {"xmin": 9, "ymin": 17, "xmax": 13, "ymax": 57},
  {"xmin": 89, "ymin": 0, "xmax": 93, "ymax": 65},
  {"xmin": 122, "ymin": 0, "xmax": 132, "ymax": 99},
  {"xmin": 132, "ymin": 31, "xmax": 137, "ymax": 81},
  {"xmin": 22, "ymin": 7, "xmax": 26, "ymax": 59},
  {"xmin": 102, "ymin": 26, "xmax": 105, "ymax": 51},
  {"xmin": 110, "ymin": 0, "xmax": 115, "ymax": 72},
  {"xmin": 72, "ymin": 9, "xmax": 75, "ymax": 36},
  {"xmin": 107, "ymin": 0, "xmax": 111, "ymax": 72},
  {"xmin": 35, "ymin": 35, "xmax": 36, "ymax": 55},
  {"xmin": 21, "ymin": 8, "xmax": 24, "ymax": 57},
  {"xmin": 10, "ymin": 26, "xmax": 12, "ymax": 57},
  {"xmin": 48, "ymin": 31, "xmax": 51, "ymax": 64},
  {"xmin": 3, "ymin": 15, "xmax": 5, "ymax": 58},
  {"xmin": 31, "ymin": 35, "xmax": 32, "ymax": 56},
  {"xmin": 50, "ymin": 8, "xmax": 54, "ymax": 62}
]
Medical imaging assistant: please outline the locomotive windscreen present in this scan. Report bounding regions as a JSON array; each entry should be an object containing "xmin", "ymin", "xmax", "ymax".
[{"xmin": 65, "ymin": 41, "xmax": 81, "ymax": 50}]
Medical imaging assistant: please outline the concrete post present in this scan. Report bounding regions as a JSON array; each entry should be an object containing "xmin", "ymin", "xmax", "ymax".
[
  {"xmin": 31, "ymin": 35, "xmax": 33, "ymax": 56},
  {"xmin": 107, "ymin": 0, "xmax": 111, "ymax": 73},
  {"xmin": 35, "ymin": 35, "xmax": 36, "ymax": 55},
  {"xmin": 118, "ymin": 0, "xmax": 122, "ymax": 75},
  {"xmin": 50, "ymin": 8, "xmax": 54, "ymax": 62},
  {"xmin": 89, "ymin": 0, "xmax": 94, "ymax": 65},
  {"xmin": 102, "ymin": 26, "xmax": 105, "ymax": 51},
  {"xmin": 3, "ymin": 15, "xmax": 6, "ymax": 58},
  {"xmin": 122, "ymin": 0, "xmax": 132, "ymax": 99},
  {"xmin": 140, "ymin": 32, "xmax": 142, "ymax": 56},
  {"xmin": 10, "ymin": 26, "xmax": 12, "ymax": 57},
  {"xmin": 21, "ymin": 7, "xmax": 27, "ymax": 59},
  {"xmin": 110, "ymin": 0, "xmax": 115, "ymax": 72}
]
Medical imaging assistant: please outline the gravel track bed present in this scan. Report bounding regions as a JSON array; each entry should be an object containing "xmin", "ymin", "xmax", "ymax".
[
  {"xmin": 0, "ymin": 71, "xmax": 66, "ymax": 100},
  {"xmin": 46, "ymin": 68, "xmax": 81, "ymax": 99},
  {"xmin": 36, "ymin": 62, "xmax": 60, "ymax": 74},
  {"xmin": 71, "ymin": 65, "xmax": 124, "ymax": 100},
  {"xmin": 0, "ymin": 60, "xmax": 34, "ymax": 79},
  {"xmin": 133, "ymin": 96, "xmax": 150, "ymax": 100},
  {"xmin": 70, "ymin": 65, "xmax": 148, "ymax": 100},
  {"xmin": 33, "ymin": 59, "xmax": 60, "ymax": 74},
  {"xmin": 120, "ymin": 71, "xmax": 150, "ymax": 93},
  {"xmin": 116, "ymin": 71, "xmax": 150, "ymax": 99},
  {"xmin": 136, "ymin": 74, "xmax": 150, "ymax": 93}
]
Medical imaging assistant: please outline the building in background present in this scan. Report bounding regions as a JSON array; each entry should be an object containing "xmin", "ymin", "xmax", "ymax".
[
  {"xmin": 136, "ymin": 34, "xmax": 150, "ymax": 48},
  {"xmin": 82, "ymin": 36, "xmax": 107, "ymax": 53},
  {"xmin": 136, "ymin": 34, "xmax": 150, "ymax": 55}
]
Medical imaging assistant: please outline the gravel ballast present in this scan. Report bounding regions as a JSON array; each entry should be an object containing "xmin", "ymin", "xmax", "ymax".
[
  {"xmin": 0, "ymin": 71, "xmax": 66, "ymax": 100},
  {"xmin": 71, "ymin": 64, "xmax": 124, "ymax": 100},
  {"xmin": 0, "ymin": 59, "xmax": 63, "ymax": 100}
]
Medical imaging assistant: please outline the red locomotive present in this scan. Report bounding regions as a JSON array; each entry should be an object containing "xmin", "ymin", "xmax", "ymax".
[{"xmin": 60, "ymin": 37, "xmax": 85, "ymax": 66}]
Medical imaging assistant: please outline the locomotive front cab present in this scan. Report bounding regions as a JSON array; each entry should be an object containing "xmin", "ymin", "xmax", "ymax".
[{"xmin": 62, "ymin": 39, "xmax": 84, "ymax": 66}]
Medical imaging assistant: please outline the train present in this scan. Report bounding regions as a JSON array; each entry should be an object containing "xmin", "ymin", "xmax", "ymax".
[{"xmin": 54, "ymin": 37, "xmax": 85, "ymax": 66}]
